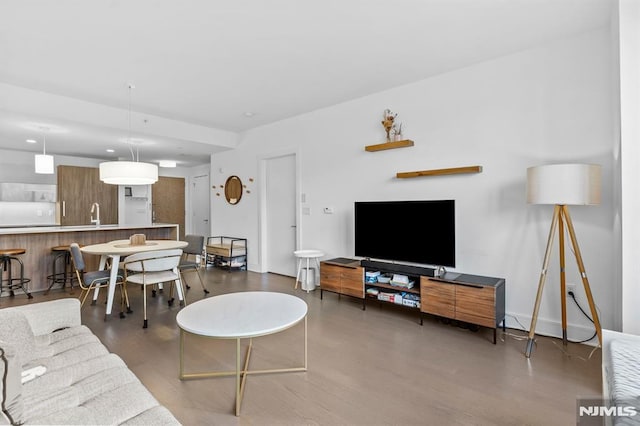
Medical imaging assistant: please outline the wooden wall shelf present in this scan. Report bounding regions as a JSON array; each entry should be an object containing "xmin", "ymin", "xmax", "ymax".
[
  {"xmin": 365, "ymin": 139, "xmax": 414, "ymax": 152},
  {"xmin": 396, "ymin": 165, "xmax": 483, "ymax": 179}
]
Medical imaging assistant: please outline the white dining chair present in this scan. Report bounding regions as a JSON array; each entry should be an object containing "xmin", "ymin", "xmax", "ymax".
[{"xmin": 123, "ymin": 249, "xmax": 184, "ymax": 328}]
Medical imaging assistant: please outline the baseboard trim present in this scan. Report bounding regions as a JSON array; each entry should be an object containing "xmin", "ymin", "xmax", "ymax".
[{"xmin": 504, "ymin": 311, "xmax": 599, "ymax": 346}]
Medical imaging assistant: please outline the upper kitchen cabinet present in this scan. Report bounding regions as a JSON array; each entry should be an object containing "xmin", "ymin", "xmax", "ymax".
[{"xmin": 57, "ymin": 165, "xmax": 118, "ymax": 226}]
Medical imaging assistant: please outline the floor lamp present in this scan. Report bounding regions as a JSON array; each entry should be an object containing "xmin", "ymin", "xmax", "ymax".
[{"xmin": 524, "ymin": 163, "xmax": 603, "ymax": 358}]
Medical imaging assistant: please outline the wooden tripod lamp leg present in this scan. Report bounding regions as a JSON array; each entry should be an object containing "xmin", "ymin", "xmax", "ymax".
[
  {"xmin": 561, "ymin": 206, "xmax": 603, "ymax": 348},
  {"xmin": 558, "ymin": 208, "xmax": 568, "ymax": 346},
  {"xmin": 526, "ymin": 205, "xmax": 561, "ymax": 358}
]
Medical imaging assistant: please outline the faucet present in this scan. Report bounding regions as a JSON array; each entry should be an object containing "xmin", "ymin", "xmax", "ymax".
[{"xmin": 90, "ymin": 203, "xmax": 100, "ymax": 226}]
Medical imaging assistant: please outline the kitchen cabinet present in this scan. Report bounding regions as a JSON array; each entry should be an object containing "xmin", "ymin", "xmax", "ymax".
[
  {"xmin": 57, "ymin": 165, "xmax": 118, "ymax": 226},
  {"xmin": 152, "ymin": 176, "xmax": 185, "ymax": 240}
]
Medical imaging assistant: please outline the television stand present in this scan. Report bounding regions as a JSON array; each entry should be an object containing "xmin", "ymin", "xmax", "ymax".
[{"xmin": 319, "ymin": 259, "xmax": 506, "ymax": 343}]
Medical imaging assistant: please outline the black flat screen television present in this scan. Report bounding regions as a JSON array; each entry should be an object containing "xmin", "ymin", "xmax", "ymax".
[{"xmin": 354, "ymin": 200, "xmax": 455, "ymax": 267}]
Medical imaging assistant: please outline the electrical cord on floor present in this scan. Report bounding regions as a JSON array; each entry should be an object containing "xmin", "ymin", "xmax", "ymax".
[{"xmin": 567, "ymin": 290, "xmax": 598, "ymax": 343}]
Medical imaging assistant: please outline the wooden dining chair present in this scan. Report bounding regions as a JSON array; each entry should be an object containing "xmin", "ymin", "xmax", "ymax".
[
  {"xmin": 69, "ymin": 243, "xmax": 131, "ymax": 318},
  {"xmin": 123, "ymin": 249, "xmax": 184, "ymax": 328}
]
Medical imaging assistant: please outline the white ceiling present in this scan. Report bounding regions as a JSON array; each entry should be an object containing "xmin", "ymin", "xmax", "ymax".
[{"xmin": 0, "ymin": 0, "xmax": 613, "ymax": 167}]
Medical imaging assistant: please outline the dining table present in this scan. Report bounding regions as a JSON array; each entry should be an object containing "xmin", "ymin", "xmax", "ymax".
[{"xmin": 81, "ymin": 239, "xmax": 188, "ymax": 317}]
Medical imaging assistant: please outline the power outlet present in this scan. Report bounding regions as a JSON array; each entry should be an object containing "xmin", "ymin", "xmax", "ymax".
[{"xmin": 566, "ymin": 283, "xmax": 576, "ymax": 297}]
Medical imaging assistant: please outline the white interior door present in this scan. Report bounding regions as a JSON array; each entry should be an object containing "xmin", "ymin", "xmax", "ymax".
[
  {"xmin": 266, "ymin": 154, "xmax": 296, "ymax": 276},
  {"xmin": 191, "ymin": 174, "xmax": 210, "ymax": 237}
]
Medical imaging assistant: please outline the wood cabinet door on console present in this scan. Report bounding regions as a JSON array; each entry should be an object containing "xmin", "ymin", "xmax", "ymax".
[
  {"xmin": 319, "ymin": 263, "xmax": 342, "ymax": 293},
  {"xmin": 420, "ymin": 278, "xmax": 455, "ymax": 318},
  {"xmin": 455, "ymin": 285, "xmax": 496, "ymax": 328},
  {"xmin": 341, "ymin": 267, "xmax": 364, "ymax": 298},
  {"xmin": 58, "ymin": 166, "xmax": 117, "ymax": 226}
]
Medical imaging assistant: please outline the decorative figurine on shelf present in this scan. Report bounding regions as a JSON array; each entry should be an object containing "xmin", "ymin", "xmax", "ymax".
[{"xmin": 381, "ymin": 109, "xmax": 397, "ymax": 142}]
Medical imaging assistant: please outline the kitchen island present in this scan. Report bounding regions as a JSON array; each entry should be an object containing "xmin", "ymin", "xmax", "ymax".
[{"xmin": 0, "ymin": 223, "xmax": 179, "ymax": 293}]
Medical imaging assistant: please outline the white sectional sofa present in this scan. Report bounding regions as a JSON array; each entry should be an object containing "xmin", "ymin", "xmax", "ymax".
[
  {"xmin": 0, "ymin": 298, "xmax": 179, "ymax": 425},
  {"xmin": 602, "ymin": 329, "xmax": 640, "ymax": 425}
]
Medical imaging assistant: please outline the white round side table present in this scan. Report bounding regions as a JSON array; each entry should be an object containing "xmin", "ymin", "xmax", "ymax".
[{"xmin": 294, "ymin": 249, "xmax": 324, "ymax": 292}]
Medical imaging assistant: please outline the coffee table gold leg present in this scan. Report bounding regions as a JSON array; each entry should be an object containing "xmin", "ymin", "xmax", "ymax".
[
  {"xmin": 179, "ymin": 329, "xmax": 185, "ymax": 379},
  {"xmin": 235, "ymin": 338, "xmax": 254, "ymax": 416},
  {"xmin": 181, "ymin": 317, "xmax": 307, "ymax": 416},
  {"xmin": 235, "ymin": 338, "xmax": 241, "ymax": 416}
]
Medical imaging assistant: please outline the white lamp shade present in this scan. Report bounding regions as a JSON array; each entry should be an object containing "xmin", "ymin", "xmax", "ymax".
[
  {"xmin": 34, "ymin": 154, "xmax": 54, "ymax": 174},
  {"xmin": 527, "ymin": 163, "xmax": 601, "ymax": 205},
  {"xmin": 99, "ymin": 161, "xmax": 158, "ymax": 185}
]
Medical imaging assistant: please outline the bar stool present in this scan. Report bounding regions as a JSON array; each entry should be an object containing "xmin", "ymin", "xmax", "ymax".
[
  {"xmin": 45, "ymin": 245, "xmax": 74, "ymax": 295},
  {"xmin": 0, "ymin": 248, "xmax": 32, "ymax": 299}
]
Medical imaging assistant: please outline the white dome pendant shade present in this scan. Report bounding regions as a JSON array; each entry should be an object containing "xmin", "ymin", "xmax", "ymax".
[
  {"xmin": 99, "ymin": 161, "xmax": 158, "ymax": 185},
  {"xmin": 98, "ymin": 83, "xmax": 159, "ymax": 185}
]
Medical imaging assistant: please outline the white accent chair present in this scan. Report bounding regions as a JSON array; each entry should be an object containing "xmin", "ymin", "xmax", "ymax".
[{"xmin": 123, "ymin": 249, "xmax": 185, "ymax": 328}]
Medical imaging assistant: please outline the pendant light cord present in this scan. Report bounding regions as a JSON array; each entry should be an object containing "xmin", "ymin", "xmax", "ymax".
[
  {"xmin": 40, "ymin": 126, "xmax": 49, "ymax": 155},
  {"xmin": 127, "ymin": 84, "xmax": 138, "ymax": 162}
]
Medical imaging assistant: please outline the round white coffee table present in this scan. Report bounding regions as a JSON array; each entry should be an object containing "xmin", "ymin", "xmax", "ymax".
[{"xmin": 176, "ymin": 291, "xmax": 308, "ymax": 416}]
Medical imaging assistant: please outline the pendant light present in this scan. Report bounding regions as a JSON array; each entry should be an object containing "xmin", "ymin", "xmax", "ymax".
[
  {"xmin": 99, "ymin": 84, "xmax": 158, "ymax": 185},
  {"xmin": 34, "ymin": 127, "xmax": 54, "ymax": 174}
]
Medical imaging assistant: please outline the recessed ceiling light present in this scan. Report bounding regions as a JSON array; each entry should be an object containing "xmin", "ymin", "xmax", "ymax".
[
  {"xmin": 26, "ymin": 139, "xmax": 37, "ymax": 144},
  {"xmin": 106, "ymin": 149, "xmax": 115, "ymax": 153},
  {"xmin": 243, "ymin": 112, "xmax": 255, "ymax": 118},
  {"xmin": 159, "ymin": 160, "xmax": 177, "ymax": 168}
]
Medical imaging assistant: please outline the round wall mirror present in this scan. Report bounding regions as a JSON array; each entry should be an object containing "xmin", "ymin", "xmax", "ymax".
[{"xmin": 224, "ymin": 175, "xmax": 243, "ymax": 205}]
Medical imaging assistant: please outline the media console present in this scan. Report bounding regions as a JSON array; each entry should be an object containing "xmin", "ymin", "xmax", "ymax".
[{"xmin": 320, "ymin": 258, "xmax": 506, "ymax": 344}]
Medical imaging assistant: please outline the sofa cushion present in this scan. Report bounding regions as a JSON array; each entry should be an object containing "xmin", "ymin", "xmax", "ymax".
[
  {"xmin": 0, "ymin": 340, "xmax": 23, "ymax": 425},
  {"xmin": 0, "ymin": 310, "xmax": 35, "ymax": 365},
  {"xmin": 31, "ymin": 325, "xmax": 101, "ymax": 360},
  {"xmin": 609, "ymin": 339, "xmax": 640, "ymax": 404},
  {"xmin": 25, "ymin": 375, "xmax": 164, "ymax": 425},
  {"xmin": 120, "ymin": 406, "xmax": 180, "ymax": 425},
  {"xmin": 18, "ymin": 324, "xmax": 179, "ymax": 425}
]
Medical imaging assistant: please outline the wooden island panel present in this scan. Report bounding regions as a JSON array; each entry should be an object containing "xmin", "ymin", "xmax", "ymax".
[{"xmin": 0, "ymin": 225, "xmax": 178, "ymax": 293}]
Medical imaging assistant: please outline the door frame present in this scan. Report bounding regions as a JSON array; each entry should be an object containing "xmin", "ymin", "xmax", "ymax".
[{"xmin": 258, "ymin": 148, "xmax": 300, "ymax": 273}]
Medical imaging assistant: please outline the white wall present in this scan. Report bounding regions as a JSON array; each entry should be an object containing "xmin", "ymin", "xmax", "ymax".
[{"xmin": 211, "ymin": 27, "xmax": 616, "ymax": 339}]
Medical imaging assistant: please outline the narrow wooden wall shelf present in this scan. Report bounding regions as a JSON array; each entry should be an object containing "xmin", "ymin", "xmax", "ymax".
[
  {"xmin": 396, "ymin": 165, "xmax": 483, "ymax": 179},
  {"xmin": 365, "ymin": 139, "xmax": 414, "ymax": 152}
]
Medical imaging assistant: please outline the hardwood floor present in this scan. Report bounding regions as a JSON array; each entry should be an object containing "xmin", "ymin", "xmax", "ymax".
[{"xmin": 4, "ymin": 268, "xmax": 601, "ymax": 425}]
